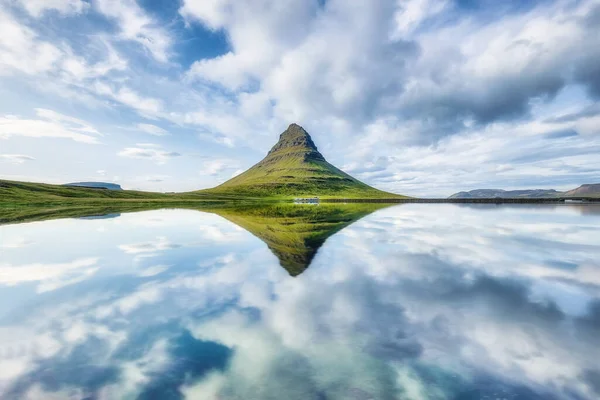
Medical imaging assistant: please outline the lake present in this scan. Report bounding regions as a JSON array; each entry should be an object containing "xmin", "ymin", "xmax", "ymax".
[{"xmin": 0, "ymin": 204, "xmax": 599, "ymax": 399}]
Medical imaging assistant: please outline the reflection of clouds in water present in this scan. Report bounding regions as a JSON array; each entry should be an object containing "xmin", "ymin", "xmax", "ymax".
[
  {"xmin": 119, "ymin": 236, "xmax": 181, "ymax": 254},
  {"xmin": 0, "ymin": 258, "xmax": 99, "ymax": 293},
  {"xmin": 0, "ymin": 206, "xmax": 599, "ymax": 399},
  {"xmin": 337, "ymin": 205, "xmax": 600, "ymax": 290},
  {"xmin": 137, "ymin": 264, "xmax": 170, "ymax": 277},
  {"xmin": 0, "ymin": 237, "xmax": 34, "ymax": 249}
]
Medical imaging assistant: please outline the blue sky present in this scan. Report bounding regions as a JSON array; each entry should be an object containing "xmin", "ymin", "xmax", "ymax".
[{"xmin": 0, "ymin": 0, "xmax": 598, "ymax": 196}]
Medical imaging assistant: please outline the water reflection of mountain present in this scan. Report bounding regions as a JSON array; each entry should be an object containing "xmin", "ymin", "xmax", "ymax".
[
  {"xmin": 0, "ymin": 203, "xmax": 391, "ymax": 275},
  {"xmin": 209, "ymin": 203, "xmax": 390, "ymax": 276}
]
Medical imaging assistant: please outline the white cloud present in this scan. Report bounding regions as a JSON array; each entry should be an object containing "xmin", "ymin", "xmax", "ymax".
[
  {"xmin": 0, "ymin": 109, "xmax": 101, "ymax": 144},
  {"xmin": 60, "ymin": 44, "xmax": 128, "ymax": 82},
  {"xmin": 0, "ymin": 10, "xmax": 126, "ymax": 81},
  {"xmin": 14, "ymin": 0, "xmax": 89, "ymax": 17},
  {"xmin": 94, "ymin": 82, "xmax": 163, "ymax": 117},
  {"xmin": 138, "ymin": 264, "xmax": 170, "ymax": 277},
  {"xmin": 0, "ymin": 208, "xmax": 598, "ymax": 397},
  {"xmin": 0, "ymin": 0, "xmax": 598, "ymax": 195},
  {"xmin": 0, "ymin": 154, "xmax": 35, "ymax": 164},
  {"xmin": 0, "ymin": 9, "xmax": 62, "ymax": 76},
  {"xmin": 136, "ymin": 123, "xmax": 169, "ymax": 136},
  {"xmin": 201, "ymin": 158, "xmax": 240, "ymax": 176},
  {"xmin": 0, "ymin": 257, "xmax": 99, "ymax": 293},
  {"xmin": 118, "ymin": 145, "xmax": 181, "ymax": 164},
  {"xmin": 392, "ymin": 0, "xmax": 449, "ymax": 38},
  {"xmin": 176, "ymin": 0, "xmax": 600, "ymax": 195},
  {"xmin": 118, "ymin": 236, "xmax": 181, "ymax": 254},
  {"xmin": 95, "ymin": 0, "xmax": 172, "ymax": 62},
  {"xmin": 0, "ymin": 237, "xmax": 34, "ymax": 248}
]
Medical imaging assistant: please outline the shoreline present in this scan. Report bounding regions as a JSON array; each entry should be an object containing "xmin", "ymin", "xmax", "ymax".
[{"xmin": 321, "ymin": 198, "xmax": 600, "ymax": 204}]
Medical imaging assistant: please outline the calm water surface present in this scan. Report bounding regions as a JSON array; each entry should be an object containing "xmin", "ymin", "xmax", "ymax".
[{"xmin": 0, "ymin": 204, "xmax": 599, "ymax": 399}]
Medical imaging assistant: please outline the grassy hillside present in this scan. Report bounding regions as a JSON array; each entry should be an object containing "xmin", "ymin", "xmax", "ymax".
[
  {"xmin": 0, "ymin": 179, "xmax": 255, "ymax": 224},
  {"xmin": 199, "ymin": 124, "xmax": 406, "ymax": 199}
]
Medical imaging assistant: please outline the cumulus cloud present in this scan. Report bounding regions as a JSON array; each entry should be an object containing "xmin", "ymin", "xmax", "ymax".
[
  {"xmin": 0, "ymin": 0, "xmax": 599, "ymax": 194},
  {"xmin": 182, "ymin": 0, "xmax": 412, "ymax": 124},
  {"xmin": 173, "ymin": 0, "xmax": 600, "ymax": 194},
  {"xmin": 181, "ymin": 0, "xmax": 600, "ymax": 135},
  {"xmin": 343, "ymin": 112, "xmax": 600, "ymax": 196}
]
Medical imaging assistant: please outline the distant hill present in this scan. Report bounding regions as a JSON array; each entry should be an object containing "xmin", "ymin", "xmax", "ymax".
[
  {"xmin": 563, "ymin": 184, "xmax": 600, "ymax": 197},
  {"xmin": 200, "ymin": 123, "xmax": 405, "ymax": 199},
  {"xmin": 64, "ymin": 182, "xmax": 122, "ymax": 190},
  {"xmin": 449, "ymin": 189, "xmax": 561, "ymax": 199},
  {"xmin": 450, "ymin": 184, "xmax": 600, "ymax": 198}
]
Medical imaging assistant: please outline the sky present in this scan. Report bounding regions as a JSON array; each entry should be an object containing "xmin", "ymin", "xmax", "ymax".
[{"xmin": 0, "ymin": 0, "xmax": 599, "ymax": 197}]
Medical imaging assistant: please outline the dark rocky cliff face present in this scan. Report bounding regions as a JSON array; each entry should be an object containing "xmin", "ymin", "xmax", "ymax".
[
  {"xmin": 269, "ymin": 123, "xmax": 319, "ymax": 152},
  {"xmin": 264, "ymin": 123, "xmax": 326, "ymax": 163}
]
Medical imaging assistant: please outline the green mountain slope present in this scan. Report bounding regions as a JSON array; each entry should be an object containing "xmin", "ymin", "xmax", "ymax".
[
  {"xmin": 200, "ymin": 123, "xmax": 405, "ymax": 199},
  {"xmin": 0, "ymin": 180, "xmax": 245, "ymax": 223}
]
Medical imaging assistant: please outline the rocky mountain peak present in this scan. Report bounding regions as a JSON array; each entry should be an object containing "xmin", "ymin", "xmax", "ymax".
[{"xmin": 268, "ymin": 123, "xmax": 319, "ymax": 155}]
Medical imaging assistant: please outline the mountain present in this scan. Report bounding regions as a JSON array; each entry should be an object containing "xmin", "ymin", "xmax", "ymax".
[
  {"xmin": 64, "ymin": 182, "xmax": 122, "ymax": 190},
  {"xmin": 450, "ymin": 184, "xmax": 600, "ymax": 199},
  {"xmin": 449, "ymin": 189, "xmax": 562, "ymax": 199},
  {"xmin": 201, "ymin": 123, "xmax": 404, "ymax": 198},
  {"xmin": 563, "ymin": 184, "xmax": 600, "ymax": 197}
]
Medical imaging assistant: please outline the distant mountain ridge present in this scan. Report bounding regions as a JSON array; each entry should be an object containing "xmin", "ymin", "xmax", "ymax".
[
  {"xmin": 450, "ymin": 184, "xmax": 600, "ymax": 198},
  {"xmin": 64, "ymin": 182, "xmax": 122, "ymax": 190},
  {"xmin": 449, "ymin": 189, "xmax": 561, "ymax": 199},
  {"xmin": 201, "ymin": 123, "xmax": 405, "ymax": 198},
  {"xmin": 563, "ymin": 184, "xmax": 600, "ymax": 197}
]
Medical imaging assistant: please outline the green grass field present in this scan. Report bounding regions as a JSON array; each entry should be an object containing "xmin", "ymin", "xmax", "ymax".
[{"xmin": 0, "ymin": 179, "xmax": 271, "ymax": 224}]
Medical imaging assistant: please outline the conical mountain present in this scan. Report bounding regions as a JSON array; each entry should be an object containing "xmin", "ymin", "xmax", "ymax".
[{"xmin": 202, "ymin": 123, "xmax": 404, "ymax": 198}]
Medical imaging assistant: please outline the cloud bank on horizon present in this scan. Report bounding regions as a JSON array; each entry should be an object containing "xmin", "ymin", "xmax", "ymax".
[{"xmin": 0, "ymin": 0, "xmax": 598, "ymax": 196}]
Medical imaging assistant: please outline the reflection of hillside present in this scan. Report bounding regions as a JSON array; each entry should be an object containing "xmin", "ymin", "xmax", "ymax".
[
  {"xmin": 1, "ymin": 202, "xmax": 391, "ymax": 275},
  {"xmin": 210, "ymin": 204, "xmax": 390, "ymax": 276}
]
